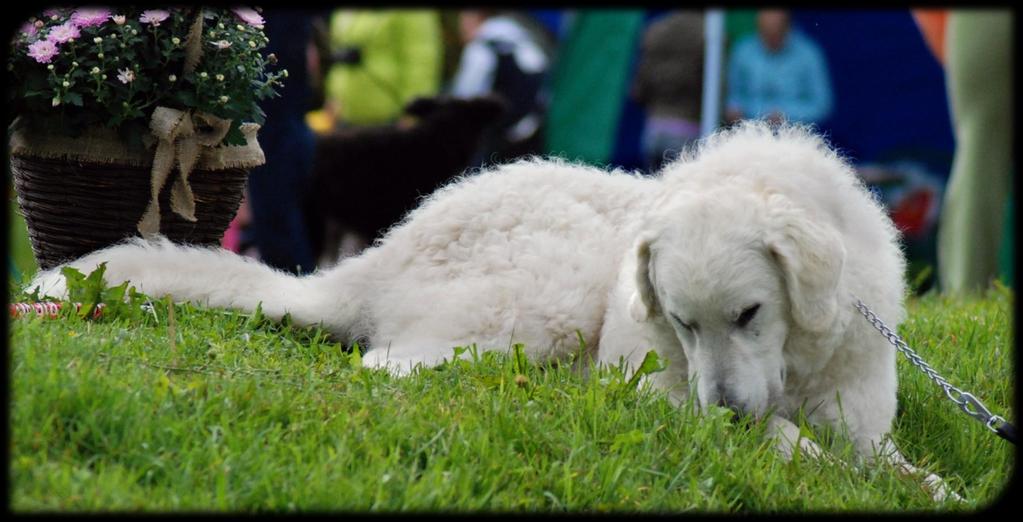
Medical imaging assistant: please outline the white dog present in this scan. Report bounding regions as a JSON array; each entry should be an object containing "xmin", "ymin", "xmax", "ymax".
[{"xmin": 29, "ymin": 122, "xmax": 958, "ymax": 501}]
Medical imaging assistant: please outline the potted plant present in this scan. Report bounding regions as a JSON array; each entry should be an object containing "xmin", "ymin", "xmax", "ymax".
[{"xmin": 7, "ymin": 6, "xmax": 286, "ymax": 269}]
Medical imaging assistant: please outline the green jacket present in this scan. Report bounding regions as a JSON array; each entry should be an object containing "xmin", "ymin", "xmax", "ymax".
[{"xmin": 325, "ymin": 10, "xmax": 443, "ymax": 126}]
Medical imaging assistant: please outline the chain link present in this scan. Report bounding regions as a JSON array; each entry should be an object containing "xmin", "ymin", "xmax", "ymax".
[{"xmin": 853, "ymin": 297, "xmax": 1008, "ymax": 436}]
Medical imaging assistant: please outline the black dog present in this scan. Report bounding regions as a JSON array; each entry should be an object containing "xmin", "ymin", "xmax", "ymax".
[{"xmin": 305, "ymin": 96, "xmax": 506, "ymax": 263}]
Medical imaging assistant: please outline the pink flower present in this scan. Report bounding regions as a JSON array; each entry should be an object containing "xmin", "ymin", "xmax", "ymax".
[
  {"xmin": 112, "ymin": 14, "xmax": 126, "ymax": 25},
  {"xmin": 71, "ymin": 7, "xmax": 111, "ymax": 27},
  {"xmin": 19, "ymin": 21, "xmax": 38, "ymax": 38},
  {"xmin": 43, "ymin": 8, "xmax": 65, "ymax": 19},
  {"xmin": 46, "ymin": 21, "xmax": 80, "ymax": 43},
  {"xmin": 117, "ymin": 68, "xmax": 134, "ymax": 84},
  {"xmin": 231, "ymin": 7, "xmax": 264, "ymax": 28},
  {"xmin": 139, "ymin": 9, "xmax": 170, "ymax": 26},
  {"xmin": 27, "ymin": 39, "xmax": 59, "ymax": 63}
]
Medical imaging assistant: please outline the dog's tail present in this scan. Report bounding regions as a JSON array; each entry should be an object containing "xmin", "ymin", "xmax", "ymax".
[{"xmin": 26, "ymin": 237, "xmax": 368, "ymax": 342}]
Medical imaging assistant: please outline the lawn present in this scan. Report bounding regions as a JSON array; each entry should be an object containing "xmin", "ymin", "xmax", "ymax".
[{"xmin": 7, "ymin": 271, "xmax": 1014, "ymax": 512}]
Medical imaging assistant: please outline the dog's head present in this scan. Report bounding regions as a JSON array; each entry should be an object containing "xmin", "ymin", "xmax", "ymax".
[
  {"xmin": 629, "ymin": 191, "xmax": 846, "ymax": 417},
  {"xmin": 402, "ymin": 95, "xmax": 507, "ymax": 129}
]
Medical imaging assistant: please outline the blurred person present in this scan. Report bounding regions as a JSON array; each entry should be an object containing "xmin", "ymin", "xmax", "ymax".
[
  {"xmin": 240, "ymin": 9, "xmax": 320, "ymax": 275},
  {"xmin": 725, "ymin": 9, "xmax": 833, "ymax": 125},
  {"xmin": 322, "ymin": 9, "xmax": 443, "ymax": 127},
  {"xmin": 912, "ymin": 10, "xmax": 1013, "ymax": 292},
  {"xmin": 449, "ymin": 10, "xmax": 552, "ymax": 165},
  {"xmin": 632, "ymin": 10, "xmax": 704, "ymax": 171}
]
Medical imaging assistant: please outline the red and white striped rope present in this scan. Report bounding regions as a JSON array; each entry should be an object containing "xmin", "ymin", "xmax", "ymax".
[{"xmin": 9, "ymin": 302, "xmax": 105, "ymax": 319}]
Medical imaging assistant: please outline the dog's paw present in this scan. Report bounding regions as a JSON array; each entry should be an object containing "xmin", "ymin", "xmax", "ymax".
[
  {"xmin": 361, "ymin": 340, "xmax": 464, "ymax": 377},
  {"xmin": 922, "ymin": 471, "xmax": 965, "ymax": 503}
]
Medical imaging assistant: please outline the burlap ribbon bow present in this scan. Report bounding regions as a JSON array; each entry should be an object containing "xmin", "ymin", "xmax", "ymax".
[
  {"xmin": 136, "ymin": 10, "xmax": 226, "ymax": 237},
  {"xmin": 135, "ymin": 107, "xmax": 233, "ymax": 237}
]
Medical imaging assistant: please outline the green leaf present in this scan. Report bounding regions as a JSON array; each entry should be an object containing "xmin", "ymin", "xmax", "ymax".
[
  {"xmin": 221, "ymin": 124, "xmax": 246, "ymax": 146},
  {"xmin": 57, "ymin": 263, "xmax": 109, "ymax": 319},
  {"xmin": 175, "ymin": 90, "xmax": 196, "ymax": 107},
  {"xmin": 78, "ymin": 263, "xmax": 108, "ymax": 318},
  {"xmin": 626, "ymin": 350, "xmax": 667, "ymax": 389},
  {"xmin": 512, "ymin": 343, "xmax": 528, "ymax": 375},
  {"xmin": 348, "ymin": 344, "xmax": 363, "ymax": 368},
  {"xmin": 65, "ymin": 92, "xmax": 84, "ymax": 107},
  {"xmin": 60, "ymin": 266, "xmax": 87, "ymax": 301},
  {"xmin": 610, "ymin": 429, "xmax": 646, "ymax": 452}
]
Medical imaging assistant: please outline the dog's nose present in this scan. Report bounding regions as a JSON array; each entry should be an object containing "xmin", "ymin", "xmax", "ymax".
[
  {"xmin": 715, "ymin": 384, "xmax": 748, "ymax": 413},
  {"xmin": 700, "ymin": 384, "xmax": 744, "ymax": 418}
]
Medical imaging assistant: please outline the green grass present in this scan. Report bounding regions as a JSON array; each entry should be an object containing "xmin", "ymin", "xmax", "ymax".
[
  {"xmin": 8, "ymin": 282, "xmax": 1014, "ymax": 512},
  {"xmin": 8, "ymin": 187, "xmax": 39, "ymax": 285}
]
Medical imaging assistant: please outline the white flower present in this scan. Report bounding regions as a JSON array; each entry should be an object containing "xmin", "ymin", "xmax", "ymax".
[
  {"xmin": 91, "ymin": 66, "xmax": 100, "ymax": 74},
  {"xmin": 93, "ymin": 36, "xmax": 102, "ymax": 43},
  {"xmin": 71, "ymin": 61, "xmax": 78, "ymax": 67},
  {"xmin": 248, "ymin": 40, "xmax": 256, "ymax": 48},
  {"xmin": 113, "ymin": 14, "xmax": 126, "ymax": 25},
  {"xmin": 131, "ymin": 29, "xmax": 138, "ymax": 35},
  {"xmin": 46, "ymin": 64, "xmax": 54, "ymax": 70},
  {"xmin": 218, "ymin": 23, "xmax": 225, "ymax": 29},
  {"xmin": 219, "ymin": 95, "xmax": 229, "ymax": 103},
  {"xmin": 168, "ymin": 74, "xmax": 177, "ymax": 82},
  {"xmin": 52, "ymin": 96, "xmax": 60, "ymax": 106},
  {"xmin": 62, "ymin": 81, "xmax": 70, "ymax": 87},
  {"xmin": 102, "ymin": 74, "xmax": 107, "ymax": 79},
  {"xmin": 116, "ymin": 68, "xmax": 135, "ymax": 84},
  {"xmin": 97, "ymin": 53, "xmax": 104, "ymax": 59},
  {"xmin": 282, "ymin": 69, "xmax": 289, "ymax": 78},
  {"xmin": 139, "ymin": 9, "xmax": 170, "ymax": 26},
  {"xmin": 171, "ymin": 37, "xmax": 181, "ymax": 45},
  {"xmin": 236, "ymin": 24, "xmax": 244, "ymax": 31},
  {"xmin": 199, "ymin": 72, "xmax": 208, "ymax": 78},
  {"xmin": 211, "ymin": 40, "xmax": 231, "ymax": 50}
]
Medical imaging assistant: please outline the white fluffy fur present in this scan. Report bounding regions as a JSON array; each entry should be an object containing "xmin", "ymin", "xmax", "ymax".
[{"xmin": 29, "ymin": 121, "xmax": 958, "ymax": 501}]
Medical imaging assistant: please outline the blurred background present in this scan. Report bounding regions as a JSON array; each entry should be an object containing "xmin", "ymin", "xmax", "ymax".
[{"xmin": 8, "ymin": 7, "xmax": 1014, "ymax": 296}]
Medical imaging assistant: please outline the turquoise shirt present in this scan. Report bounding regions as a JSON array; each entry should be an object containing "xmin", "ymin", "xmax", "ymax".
[{"xmin": 726, "ymin": 30, "xmax": 833, "ymax": 123}]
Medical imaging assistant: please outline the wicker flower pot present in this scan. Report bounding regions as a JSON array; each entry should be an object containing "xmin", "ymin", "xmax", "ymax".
[{"xmin": 9, "ymin": 118, "xmax": 264, "ymax": 270}]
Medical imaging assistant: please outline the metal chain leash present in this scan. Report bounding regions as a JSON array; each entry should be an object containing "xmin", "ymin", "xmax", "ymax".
[{"xmin": 853, "ymin": 297, "xmax": 1016, "ymax": 444}]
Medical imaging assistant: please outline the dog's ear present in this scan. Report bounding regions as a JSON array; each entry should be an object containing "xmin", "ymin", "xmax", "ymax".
[
  {"xmin": 629, "ymin": 233, "xmax": 661, "ymax": 322},
  {"xmin": 764, "ymin": 194, "xmax": 845, "ymax": 332}
]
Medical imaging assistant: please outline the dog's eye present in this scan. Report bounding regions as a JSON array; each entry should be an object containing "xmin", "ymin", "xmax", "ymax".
[
  {"xmin": 670, "ymin": 313, "xmax": 697, "ymax": 332},
  {"xmin": 736, "ymin": 304, "xmax": 760, "ymax": 328}
]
